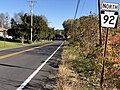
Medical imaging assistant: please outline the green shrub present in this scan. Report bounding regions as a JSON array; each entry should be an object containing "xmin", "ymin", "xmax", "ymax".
[{"xmin": 28, "ymin": 40, "xmax": 33, "ymax": 44}]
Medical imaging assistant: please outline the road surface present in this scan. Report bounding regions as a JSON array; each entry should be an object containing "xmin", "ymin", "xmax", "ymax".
[{"xmin": 0, "ymin": 41, "xmax": 64, "ymax": 90}]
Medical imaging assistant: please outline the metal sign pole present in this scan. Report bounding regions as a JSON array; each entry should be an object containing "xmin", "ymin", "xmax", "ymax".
[{"xmin": 100, "ymin": 28, "xmax": 109, "ymax": 89}]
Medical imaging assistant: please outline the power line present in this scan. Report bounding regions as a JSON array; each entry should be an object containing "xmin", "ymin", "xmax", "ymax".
[
  {"xmin": 27, "ymin": 0, "xmax": 36, "ymax": 42},
  {"xmin": 80, "ymin": 0, "xmax": 86, "ymax": 15},
  {"xmin": 74, "ymin": 0, "xmax": 80, "ymax": 19},
  {"xmin": 71, "ymin": 0, "xmax": 80, "ymax": 40}
]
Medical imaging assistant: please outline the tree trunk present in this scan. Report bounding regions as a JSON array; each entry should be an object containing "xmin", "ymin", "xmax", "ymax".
[{"xmin": 21, "ymin": 35, "xmax": 24, "ymax": 44}]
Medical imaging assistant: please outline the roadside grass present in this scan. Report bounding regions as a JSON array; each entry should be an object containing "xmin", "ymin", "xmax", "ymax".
[
  {"xmin": 57, "ymin": 64, "xmax": 80, "ymax": 90},
  {"xmin": 56, "ymin": 42, "xmax": 94, "ymax": 90},
  {"xmin": 57, "ymin": 36, "xmax": 120, "ymax": 90},
  {"xmin": 56, "ymin": 41, "xmax": 102, "ymax": 90},
  {"xmin": 0, "ymin": 40, "xmax": 51, "ymax": 50}
]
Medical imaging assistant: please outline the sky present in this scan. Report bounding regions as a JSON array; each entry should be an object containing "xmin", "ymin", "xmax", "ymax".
[{"xmin": 0, "ymin": 0, "xmax": 120, "ymax": 29}]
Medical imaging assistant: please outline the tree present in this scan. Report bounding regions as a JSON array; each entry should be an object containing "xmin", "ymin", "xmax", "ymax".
[
  {"xmin": 46, "ymin": 27, "xmax": 55, "ymax": 40},
  {"xmin": 8, "ymin": 13, "xmax": 53, "ymax": 43},
  {"xmin": 8, "ymin": 13, "xmax": 28, "ymax": 44},
  {"xmin": 8, "ymin": 18, "xmax": 19, "ymax": 39},
  {"xmin": 32, "ymin": 15, "xmax": 48, "ymax": 40},
  {"xmin": 0, "ymin": 13, "xmax": 10, "ymax": 28},
  {"xmin": 14, "ymin": 12, "xmax": 24, "ymax": 24},
  {"xmin": 63, "ymin": 15, "xmax": 99, "ymax": 47},
  {"xmin": 0, "ymin": 13, "xmax": 5, "ymax": 27},
  {"xmin": 62, "ymin": 19, "xmax": 74, "ymax": 39}
]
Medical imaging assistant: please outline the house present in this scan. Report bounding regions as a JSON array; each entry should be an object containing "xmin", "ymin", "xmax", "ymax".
[
  {"xmin": 0, "ymin": 27, "xmax": 13, "ymax": 39},
  {"xmin": 0, "ymin": 27, "xmax": 8, "ymax": 37}
]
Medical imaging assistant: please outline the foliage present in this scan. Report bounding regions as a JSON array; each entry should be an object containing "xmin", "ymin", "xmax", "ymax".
[
  {"xmin": 103, "ymin": 28, "xmax": 120, "ymax": 89},
  {"xmin": 61, "ymin": 15, "xmax": 120, "ymax": 89},
  {"xmin": 62, "ymin": 19, "xmax": 74, "ymax": 39},
  {"xmin": 0, "ymin": 13, "xmax": 10, "ymax": 28},
  {"xmin": 7, "ymin": 13, "xmax": 59, "ymax": 44}
]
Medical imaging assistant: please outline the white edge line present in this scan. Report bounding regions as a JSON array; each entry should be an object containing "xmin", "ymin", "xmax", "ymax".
[{"xmin": 16, "ymin": 41, "xmax": 64, "ymax": 90}]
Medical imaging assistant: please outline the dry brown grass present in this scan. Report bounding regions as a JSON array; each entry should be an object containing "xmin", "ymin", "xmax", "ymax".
[
  {"xmin": 56, "ymin": 65, "xmax": 80, "ymax": 90},
  {"xmin": 56, "ymin": 43, "xmax": 81, "ymax": 90}
]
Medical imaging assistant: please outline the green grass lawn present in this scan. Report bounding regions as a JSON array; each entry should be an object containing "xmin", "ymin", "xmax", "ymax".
[{"xmin": 0, "ymin": 40, "xmax": 51, "ymax": 50}]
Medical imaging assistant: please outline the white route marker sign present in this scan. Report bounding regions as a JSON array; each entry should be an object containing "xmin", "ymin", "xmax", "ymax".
[
  {"xmin": 101, "ymin": 11, "xmax": 118, "ymax": 28},
  {"xmin": 101, "ymin": 2, "xmax": 119, "ymax": 28}
]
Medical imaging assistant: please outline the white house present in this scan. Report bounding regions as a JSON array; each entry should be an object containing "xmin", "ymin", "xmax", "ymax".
[
  {"xmin": 0, "ymin": 27, "xmax": 12, "ymax": 39},
  {"xmin": 0, "ymin": 27, "xmax": 7, "ymax": 37}
]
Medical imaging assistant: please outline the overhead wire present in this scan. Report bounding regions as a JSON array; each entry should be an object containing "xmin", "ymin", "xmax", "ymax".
[
  {"xmin": 71, "ymin": 0, "xmax": 81, "ymax": 38},
  {"xmin": 74, "ymin": 0, "xmax": 80, "ymax": 19},
  {"xmin": 80, "ymin": 0, "xmax": 86, "ymax": 16}
]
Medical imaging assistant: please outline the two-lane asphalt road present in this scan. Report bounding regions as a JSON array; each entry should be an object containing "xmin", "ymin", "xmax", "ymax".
[{"xmin": 0, "ymin": 41, "xmax": 64, "ymax": 90}]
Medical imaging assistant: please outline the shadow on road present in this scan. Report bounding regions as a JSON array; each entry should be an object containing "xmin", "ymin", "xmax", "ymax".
[
  {"xmin": 0, "ymin": 42, "xmax": 63, "ymax": 90},
  {"xmin": 23, "ymin": 48, "xmax": 62, "ymax": 90},
  {"xmin": 0, "ymin": 63, "xmax": 35, "ymax": 71}
]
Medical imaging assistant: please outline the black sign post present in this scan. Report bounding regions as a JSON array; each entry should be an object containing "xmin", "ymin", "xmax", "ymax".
[{"xmin": 100, "ymin": 28, "xmax": 109, "ymax": 88}]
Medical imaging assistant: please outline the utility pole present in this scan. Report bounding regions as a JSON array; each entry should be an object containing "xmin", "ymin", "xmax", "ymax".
[
  {"xmin": 27, "ymin": 0, "xmax": 36, "ymax": 42},
  {"xmin": 98, "ymin": 0, "xmax": 102, "ymax": 46}
]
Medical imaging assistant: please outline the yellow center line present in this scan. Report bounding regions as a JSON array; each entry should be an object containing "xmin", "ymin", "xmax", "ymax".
[{"xmin": 0, "ymin": 42, "xmax": 54, "ymax": 60}]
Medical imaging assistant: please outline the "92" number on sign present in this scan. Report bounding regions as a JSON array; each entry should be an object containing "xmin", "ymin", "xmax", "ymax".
[{"xmin": 103, "ymin": 15, "xmax": 115, "ymax": 24}]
